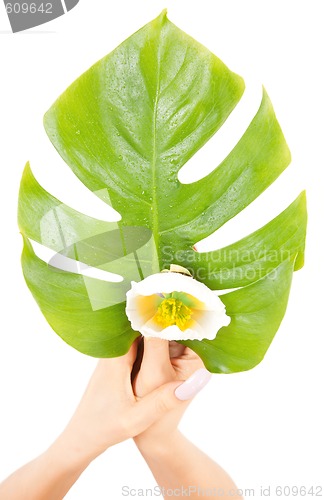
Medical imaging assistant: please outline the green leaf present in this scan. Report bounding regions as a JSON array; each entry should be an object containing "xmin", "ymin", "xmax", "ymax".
[
  {"xmin": 18, "ymin": 11, "xmax": 307, "ymax": 370},
  {"xmin": 19, "ymin": 162, "xmax": 120, "ymax": 251},
  {"xmin": 43, "ymin": 10, "xmax": 245, "ymax": 263},
  {"xmin": 21, "ymin": 236, "xmax": 139, "ymax": 357},
  {"xmin": 179, "ymin": 191, "xmax": 307, "ymax": 290},
  {"xmin": 18, "ymin": 162, "xmax": 158, "ymax": 282},
  {"xmin": 182, "ymin": 259, "xmax": 295, "ymax": 373}
]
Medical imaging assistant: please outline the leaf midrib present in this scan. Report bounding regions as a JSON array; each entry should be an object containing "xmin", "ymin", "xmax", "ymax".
[{"xmin": 151, "ymin": 39, "xmax": 162, "ymax": 262}]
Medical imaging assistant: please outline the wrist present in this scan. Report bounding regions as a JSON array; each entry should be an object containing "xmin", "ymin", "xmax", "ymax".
[
  {"xmin": 134, "ymin": 429, "xmax": 184, "ymax": 459},
  {"xmin": 46, "ymin": 428, "xmax": 98, "ymax": 475}
]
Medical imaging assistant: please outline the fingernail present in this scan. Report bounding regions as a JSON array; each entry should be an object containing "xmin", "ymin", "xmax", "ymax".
[{"xmin": 175, "ymin": 368, "xmax": 212, "ymax": 401}]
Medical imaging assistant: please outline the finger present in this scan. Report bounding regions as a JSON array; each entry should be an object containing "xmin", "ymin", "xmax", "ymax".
[
  {"xmin": 141, "ymin": 337, "xmax": 172, "ymax": 375},
  {"xmin": 142, "ymin": 337, "xmax": 170, "ymax": 369},
  {"xmin": 171, "ymin": 350, "xmax": 204, "ymax": 380},
  {"xmin": 95, "ymin": 339, "xmax": 140, "ymax": 385},
  {"xmin": 172, "ymin": 357, "xmax": 204, "ymax": 380},
  {"xmin": 181, "ymin": 345, "xmax": 203, "ymax": 361},
  {"xmin": 140, "ymin": 337, "xmax": 173, "ymax": 389},
  {"xmin": 135, "ymin": 338, "xmax": 173, "ymax": 395},
  {"xmin": 129, "ymin": 369, "xmax": 212, "ymax": 436},
  {"xmin": 169, "ymin": 340, "xmax": 185, "ymax": 358},
  {"xmin": 123, "ymin": 337, "xmax": 140, "ymax": 369}
]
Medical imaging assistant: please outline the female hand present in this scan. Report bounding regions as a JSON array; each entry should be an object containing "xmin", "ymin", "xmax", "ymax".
[
  {"xmin": 0, "ymin": 340, "xmax": 203, "ymax": 500},
  {"xmin": 133, "ymin": 338, "xmax": 211, "ymax": 452},
  {"xmin": 58, "ymin": 340, "xmax": 195, "ymax": 464},
  {"xmin": 132, "ymin": 340, "xmax": 242, "ymax": 500}
]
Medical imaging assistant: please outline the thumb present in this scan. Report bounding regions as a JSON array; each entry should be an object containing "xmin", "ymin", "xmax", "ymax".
[{"xmin": 129, "ymin": 368, "xmax": 212, "ymax": 436}]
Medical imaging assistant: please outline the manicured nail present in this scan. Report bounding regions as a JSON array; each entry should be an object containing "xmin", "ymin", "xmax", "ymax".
[{"xmin": 175, "ymin": 368, "xmax": 212, "ymax": 401}]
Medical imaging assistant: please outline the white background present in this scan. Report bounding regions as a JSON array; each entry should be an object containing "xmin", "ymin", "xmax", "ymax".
[{"xmin": 0, "ymin": 1, "xmax": 323, "ymax": 499}]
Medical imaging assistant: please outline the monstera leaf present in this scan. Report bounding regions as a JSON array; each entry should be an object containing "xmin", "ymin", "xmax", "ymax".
[{"xmin": 18, "ymin": 11, "xmax": 307, "ymax": 372}]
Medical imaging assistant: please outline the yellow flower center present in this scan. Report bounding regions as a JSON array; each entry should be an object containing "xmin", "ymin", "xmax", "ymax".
[{"xmin": 154, "ymin": 297, "xmax": 192, "ymax": 330}]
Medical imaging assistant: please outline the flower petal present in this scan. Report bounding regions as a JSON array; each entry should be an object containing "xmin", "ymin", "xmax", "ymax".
[
  {"xmin": 141, "ymin": 319, "xmax": 207, "ymax": 341},
  {"xmin": 125, "ymin": 271, "xmax": 231, "ymax": 341},
  {"xmin": 131, "ymin": 273, "xmax": 224, "ymax": 311}
]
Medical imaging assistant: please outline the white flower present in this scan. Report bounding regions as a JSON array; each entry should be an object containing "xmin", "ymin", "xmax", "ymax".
[{"xmin": 125, "ymin": 266, "xmax": 231, "ymax": 341}]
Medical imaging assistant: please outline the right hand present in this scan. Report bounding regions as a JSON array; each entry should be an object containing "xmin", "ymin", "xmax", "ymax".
[{"xmin": 133, "ymin": 338, "xmax": 212, "ymax": 452}]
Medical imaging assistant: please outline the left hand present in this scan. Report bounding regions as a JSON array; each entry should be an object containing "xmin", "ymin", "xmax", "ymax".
[{"xmin": 58, "ymin": 340, "xmax": 192, "ymax": 464}]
